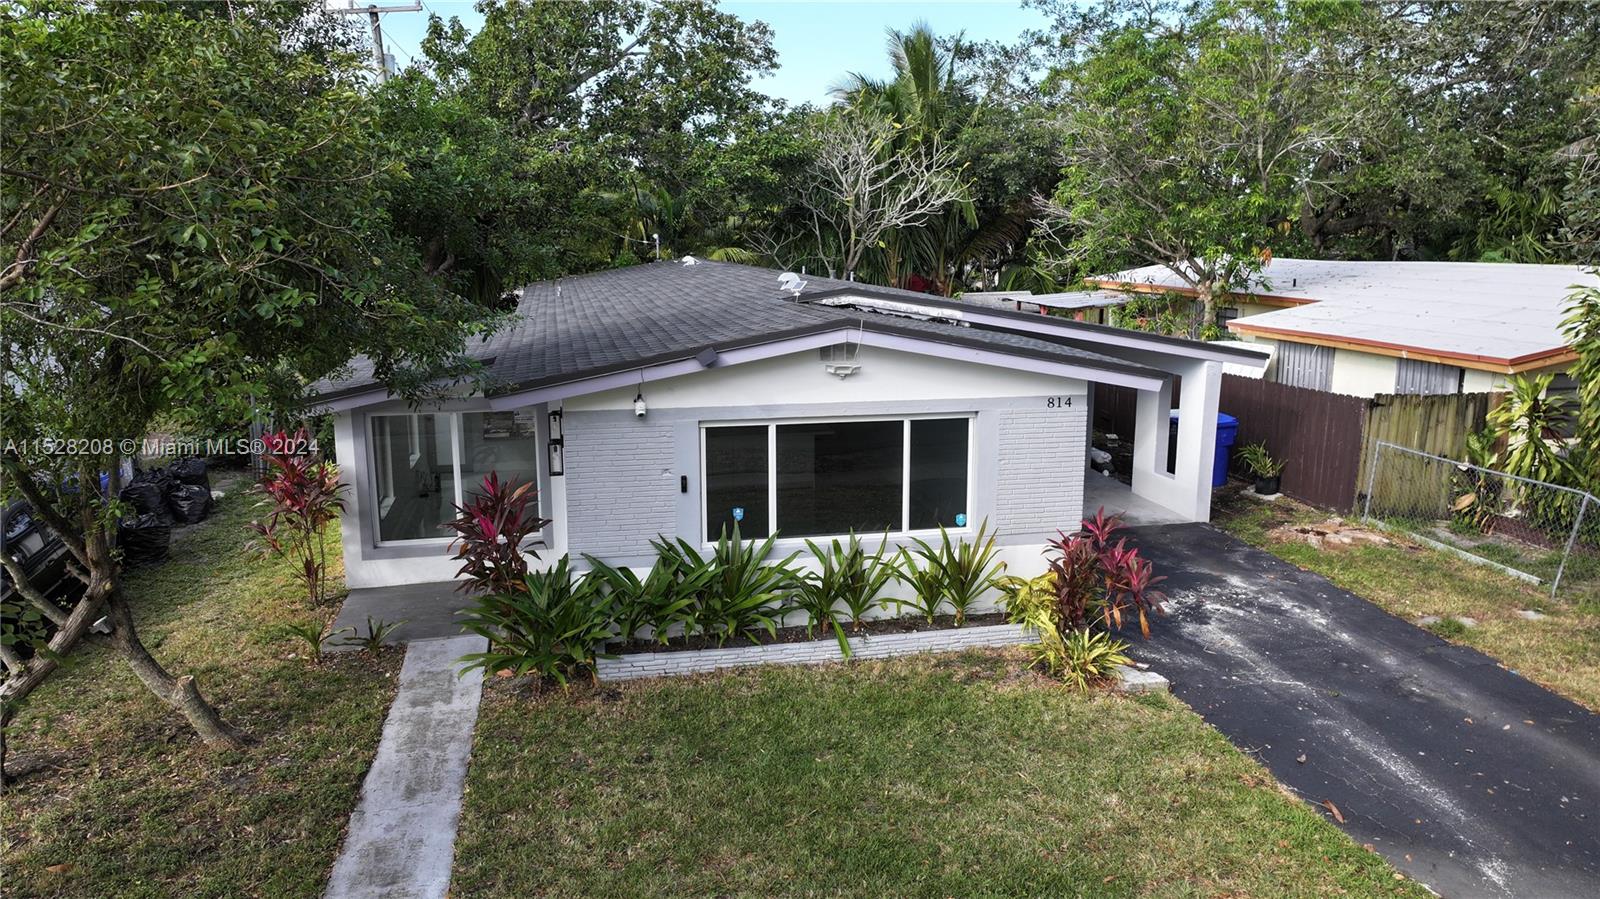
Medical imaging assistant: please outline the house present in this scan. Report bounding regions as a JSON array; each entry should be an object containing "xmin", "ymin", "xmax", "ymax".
[
  {"xmin": 957, "ymin": 289, "xmax": 1136, "ymax": 325},
  {"xmin": 1088, "ymin": 259, "xmax": 1599, "ymax": 397},
  {"xmin": 313, "ymin": 260, "xmax": 1265, "ymax": 589}
]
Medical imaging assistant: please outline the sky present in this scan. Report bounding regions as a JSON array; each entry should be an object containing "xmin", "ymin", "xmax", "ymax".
[{"xmin": 366, "ymin": 1, "xmax": 1048, "ymax": 107}]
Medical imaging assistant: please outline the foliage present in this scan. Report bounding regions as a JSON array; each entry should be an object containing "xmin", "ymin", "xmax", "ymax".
[
  {"xmin": 1563, "ymin": 280, "xmax": 1600, "ymax": 490},
  {"xmin": 1000, "ymin": 508, "xmax": 1165, "ymax": 683},
  {"xmin": 0, "ymin": 0, "xmax": 489, "ymax": 761},
  {"xmin": 1237, "ymin": 442, "xmax": 1285, "ymax": 479},
  {"xmin": 444, "ymin": 474, "xmax": 553, "ymax": 596},
  {"xmin": 1054, "ymin": 628, "xmax": 1133, "ymax": 692},
  {"xmin": 1451, "ymin": 430, "xmax": 1503, "ymax": 534},
  {"xmin": 896, "ymin": 521, "xmax": 1005, "ymax": 625},
  {"xmin": 246, "ymin": 428, "xmax": 347, "ymax": 608},
  {"xmin": 659, "ymin": 526, "xmax": 797, "ymax": 646},
  {"xmin": 584, "ymin": 549, "xmax": 707, "ymax": 645},
  {"xmin": 1486, "ymin": 375, "xmax": 1576, "ymax": 487},
  {"xmin": 274, "ymin": 619, "xmax": 350, "ymax": 665},
  {"xmin": 336, "ymin": 617, "xmax": 408, "ymax": 654},
  {"xmin": 793, "ymin": 532, "xmax": 904, "ymax": 654},
  {"xmin": 456, "ymin": 556, "xmax": 616, "ymax": 685}
]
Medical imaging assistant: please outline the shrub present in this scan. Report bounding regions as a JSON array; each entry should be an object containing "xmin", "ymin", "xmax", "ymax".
[
  {"xmin": 660, "ymin": 525, "xmax": 797, "ymax": 646},
  {"xmin": 444, "ymin": 473, "xmax": 552, "ymax": 595},
  {"xmin": 456, "ymin": 556, "xmax": 616, "ymax": 685},
  {"xmin": 1237, "ymin": 441, "xmax": 1284, "ymax": 478},
  {"xmin": 584, "ymin": 546, "xmax": 708, "ymax": 644},
  {"xmin": 793, "ymin": 532, "xmax": 904, "ymax": 653},
  {"xmin": 897, "ymin": 521, "xmax": 1006, "ymax": 625},
  {"xmin": 335, "ymin": 616, "xmax": 407, "ymax": 654},
  {"xmin": 246, "ymin": 427, "xmax": 346, "ymax": 607},
  {"xmin": 1000, "ymin": 507, "xmax": 1166, "ymax": 683},
  {"xmin": 1052, "ymin": 628, "xmax": 1133, "ymax": 691}
]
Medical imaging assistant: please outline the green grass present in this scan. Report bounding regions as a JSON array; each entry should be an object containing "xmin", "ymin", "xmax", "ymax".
[
  {"xmin": 1213, "ymin": 487, "xmax": 1600, "ymax": 710},
  {"xmin": 2, "ymin": 474, "xmax": 399, "ymax": 898},
  {"xmin": 453, "ymin": 653, "xmax": 1425, "ymax": 898}
]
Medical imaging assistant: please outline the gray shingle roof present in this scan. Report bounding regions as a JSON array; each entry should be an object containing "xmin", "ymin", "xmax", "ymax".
[{"xmin": 313, "ymin": 260, "xmax": 1166, "ymax": 401}]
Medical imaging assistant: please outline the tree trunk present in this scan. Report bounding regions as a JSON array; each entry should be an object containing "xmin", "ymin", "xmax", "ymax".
[{"xmin": 103, "ymin": 590, "xmax": 247, "ymax": 748}]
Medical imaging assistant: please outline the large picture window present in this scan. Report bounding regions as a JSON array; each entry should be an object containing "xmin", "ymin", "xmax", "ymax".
[
  {"xmin": 702, "ymin": 417, "xmax": 971, "ymax": 541},
  {"xmin": 368, "ymin": 409, "xmax": 541, "ymax": 544}
]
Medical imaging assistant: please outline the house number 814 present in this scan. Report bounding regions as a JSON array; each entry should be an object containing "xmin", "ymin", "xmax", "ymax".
[{"xmin": 1046, "ymin": 396, "xmax": 1073, "ymax": 408}]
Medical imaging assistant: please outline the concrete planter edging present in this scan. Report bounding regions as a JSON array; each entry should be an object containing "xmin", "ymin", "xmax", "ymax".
[{"xmin": 595, "ymin": 622, "xmax": 1035, "ymax": 682}]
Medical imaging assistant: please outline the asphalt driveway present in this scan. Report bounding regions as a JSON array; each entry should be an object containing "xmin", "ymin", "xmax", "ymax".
[{"xmin": 1125, "ymin": 524, "xmax": 1600, "ymax": 899}]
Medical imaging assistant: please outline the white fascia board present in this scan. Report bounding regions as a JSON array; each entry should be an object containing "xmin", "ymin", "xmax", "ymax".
[
  {"xmin": 486, "ymin": 327, "xmax": 1165, "ymax": 410},
  {"xmin": 309, "ymin": 388, "xmax": 391, "ymax": 413},
  {"xmin": 825, "ymin": 293, "xmax": 1267, "ymax": 369}
]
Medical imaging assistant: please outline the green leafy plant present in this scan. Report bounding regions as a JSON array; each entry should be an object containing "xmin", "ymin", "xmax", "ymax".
[
  {"xmin": 793, "ymin": 532, "xmax": 904, "ymax": 655},
  {"xmin": 335, "ymin": 617, "xmax": 408, "ymax": 654},
  {"xmin": 1237, "ymin": 442, "xmax": 1284, "ymax": 478},
  {"xmin": 660, "ymin": 525, "xmax": 797, "ymax": 646},
  {"xmin": 456, "ymin": 556, "xmax": 617, "ymax": 685},
  {"xmin": 275, "ymin": 619, "xmax": 352, "ymax": 664},
  {"xmin": 896, "ymin": 521, "xmax": 1005, "ymax": 625},
  {"xmin": 584, "ymin": 547, "xmax": 708, "ymax": 644},
  {"xmin": 1053, "ymin": 628, "xmax": 1133, "ymax": 692}
]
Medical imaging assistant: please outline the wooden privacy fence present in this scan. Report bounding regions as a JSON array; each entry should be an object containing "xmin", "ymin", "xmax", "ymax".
[{"xmin": 1093, "ymin": 378, "xmax": 1496, "ymax": 512}]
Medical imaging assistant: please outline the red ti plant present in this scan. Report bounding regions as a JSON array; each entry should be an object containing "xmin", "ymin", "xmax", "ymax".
[
  {"xmin": 1040, "ymin": 507, "xmax": 1166, "ymax": 638},
  {"xmin": 443, "ymin": 473, "xmax": 551, "ymax": 595},
  {"xmin": 1096, "ymin": 539, "xmax": 1167, "ymax": 638},
  {"xmin": 247, "ymin": 427, "xmax": 347, "ymax": 607}
]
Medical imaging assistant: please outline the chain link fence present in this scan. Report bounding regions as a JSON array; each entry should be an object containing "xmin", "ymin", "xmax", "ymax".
[{"xmin": 1361, "ymin": 441, "xmax": 1600, "ymax": 602}]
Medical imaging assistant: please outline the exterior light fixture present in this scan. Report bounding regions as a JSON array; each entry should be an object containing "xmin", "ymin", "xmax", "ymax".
[
  {"xmin": 634, "ymin": 391, "xmax": 648, "ymax": 418},
  {"xmin": 547, "ymin": 408, "xmax": 564, "ymax": 476}
]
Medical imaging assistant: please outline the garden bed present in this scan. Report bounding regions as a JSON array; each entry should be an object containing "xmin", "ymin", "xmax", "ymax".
[
  {"xmin": 608, "ymin": 610, "xmax": 1009, "ymax": 655},
  {"xmin": 597, "ymin": 620, "xmax": 1031, "ymax": 681}
]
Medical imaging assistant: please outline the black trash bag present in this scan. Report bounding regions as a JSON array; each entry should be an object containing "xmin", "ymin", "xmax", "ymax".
[
  {"xmin": 118, "ymin": 476, "xmax": 168, "ymax": 518},
  {"xmin": 169, "ymin": 457, "xmax": 210, "ymax": 488},
  {"xmin": 119, "ymin": 513, "xmax": 171, "ymax": 566},
  {"xmin": 166, "ymin": 482, "xmax": 211, "ymax": 525}
]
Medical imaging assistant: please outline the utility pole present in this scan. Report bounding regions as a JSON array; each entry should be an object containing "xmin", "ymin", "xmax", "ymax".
[{"xmin": 329, "ymin": 1, "xmax": 422, "ymax": 83}]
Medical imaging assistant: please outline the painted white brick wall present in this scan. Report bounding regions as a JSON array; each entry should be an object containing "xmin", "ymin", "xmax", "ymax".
[
  {"xmin": 993, "ymin": 405, "xmax": 1086, "ymax": 538},
  {"xmin": 595, "ymin": 623, "xmax": 1034, "ymax": 681},
  {"xmin": 564, "ymin": 415, "xmax": 677, "ymax": 559}
]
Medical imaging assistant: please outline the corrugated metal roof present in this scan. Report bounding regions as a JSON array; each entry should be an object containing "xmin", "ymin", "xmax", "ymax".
[{"xmin": 1090, "ymin": 259, "xmax": 1598, "ymax": 366}]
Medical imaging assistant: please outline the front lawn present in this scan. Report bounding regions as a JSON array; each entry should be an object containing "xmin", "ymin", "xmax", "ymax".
[
  {"xmin": 454, "ymin": 652, "xmax": 1424, "ymax": 898},
  {"xmin": 1213, "ymin": 486, "xmax": 1600, "ymax": 710},
  {"xmin": 1, "ymin": 474, "xmax": 398, "ymax": 898}
]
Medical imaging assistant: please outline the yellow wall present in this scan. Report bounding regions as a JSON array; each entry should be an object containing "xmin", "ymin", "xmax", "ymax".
[{"xmin": 1329, "ymin": 348, "xmax": 1398, "ymax": 397}]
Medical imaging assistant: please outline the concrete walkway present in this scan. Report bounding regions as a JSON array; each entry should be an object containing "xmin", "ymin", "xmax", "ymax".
[
  {"xmin": 325, "ymin": 634, "xmax": 488, "ymax": 899},
  {"xmin": 1128, "ymin": 524, "xmax": 1600, "ymax": 898}
]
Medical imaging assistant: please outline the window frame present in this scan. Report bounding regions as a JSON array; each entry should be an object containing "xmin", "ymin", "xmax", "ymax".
[
  {"xmin": 699, "ymin": 413, "xmax": 976, "ymax": 547},
  {"xmin": 366, "ymin": 410, "xmax": 543, "ymax": 548}
]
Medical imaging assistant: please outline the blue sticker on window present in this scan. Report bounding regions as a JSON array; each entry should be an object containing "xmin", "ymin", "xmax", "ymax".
[
  {"xmin": 954, "ymin": 513, "xmax": 967, "ymax": 527},
  {"xmin": 732, "ymin": 506, "xmax": 745, "ymax": 522}
]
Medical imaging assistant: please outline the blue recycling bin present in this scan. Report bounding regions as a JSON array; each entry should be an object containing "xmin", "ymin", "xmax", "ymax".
[{"xmin": 1169, "ymin": 411, "xmax": 1240, "ymax": 487}]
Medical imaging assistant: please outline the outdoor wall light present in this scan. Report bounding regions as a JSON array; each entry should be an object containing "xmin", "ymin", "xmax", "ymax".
[
  {"xmin": 547, "ymin": 440, "xmax": 564, "ymax": 477},
  {"xmin": 634, "ymin": 390, "xmax": 648, "ymax": 418},
  {"xmin": 547, "ymin": 409, "xmax": 564, "ymax": 476}
]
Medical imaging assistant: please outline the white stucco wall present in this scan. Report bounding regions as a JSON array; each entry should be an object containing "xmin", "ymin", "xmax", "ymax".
[
  {"xmin": 337, "ymin": 346, "xmax": 1095, "ymax": 589},
  {"xmin": 1329, "ymin": 348, "xmax": 1398, "ymax": 397}
]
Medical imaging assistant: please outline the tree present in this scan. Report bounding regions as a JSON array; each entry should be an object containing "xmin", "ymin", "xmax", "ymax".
[
  {"xmin": 797, "ymin": 113, "xmax": 967, "ymax": 281},
  {"xmin": 1037, "ymin": 0, "xmax": 1383, "ymax": 331},
  {"xmin": 411, "ymin": 0, "xmax": 780, "ymax": 272},
  {"xmin": 0, "ymin": 2, "xmax": 491, "ymax": 779}
]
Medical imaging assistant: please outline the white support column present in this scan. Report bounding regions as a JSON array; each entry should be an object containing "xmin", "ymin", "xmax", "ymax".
[
  {"xmin": 1170, "ymin": 360, "xmax": 1222, "ymax": 520},
  {"xmin": 1131, "ymin": 378, "xmax": 1174, "ymax": 501}
]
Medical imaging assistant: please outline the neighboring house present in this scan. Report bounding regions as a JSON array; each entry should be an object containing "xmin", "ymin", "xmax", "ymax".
[
  {"xmin": 1088, "ymin": 259, "xmax": 1599, "ymax": 398},
  {"xmin": 957, "ymin": 289, "xmax": 1135, "ymax": 325},
  {"xmin": 313, "ymin": 260, "xmax": 1265, "ymax": 589}
]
